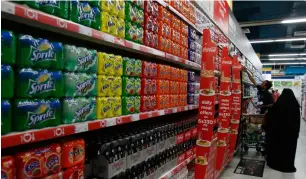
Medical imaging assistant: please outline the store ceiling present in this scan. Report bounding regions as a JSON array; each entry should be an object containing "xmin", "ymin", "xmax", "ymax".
[{"xmin": 233, "ymin": 1, "xmax": 306, "ymax": 67}]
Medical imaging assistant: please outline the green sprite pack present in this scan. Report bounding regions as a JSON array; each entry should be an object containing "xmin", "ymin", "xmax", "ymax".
[
  {"xmin": 17, "ymin": 35, "xmax": 64, "ymax": 70},
  {"xmin": 64, "ymin": 45, "xmax": 97, "ymax": 72},
  {"xmin": 134, "ymin": 96, "xmax": 140, "ymax": 113},
  {"xmin": 20, "ymin": 1, "xmax": 39, "ymax": 9},
  {"xmin": 125, "ymin": 21, "xmax": 137, "ymax": 42},
  {"xmin": 64, "ymin": 73, "xmax": 97, "ymax": 97},
  {"xmin": 125, "ymin": 2, "xmax": 137, "ymax": 23},
  {"xmin": 136, "ymin": 26, "xmax": 143, "ymax": 44},
  {"xmin": 1, "ymin": 31, "xmax": 16, "ymax": 64},
  {"xmin": 13, "ymin": 99, "xmax": 61, "ymax": 131},
  {"xmin": 91, "ymin": 6, "xmax": 101, "ymax": 30},
  {"xmin": 134, "ymin": 77, "xmax": 141, "ymax": 96},
  {"xmin": 123, "ymin": 57, "xmax": 135, "ymax": 76},
  {"xmin": 122, "ymin": 96, "xmax": 135, "ymax": 115},
  {"xmin": 1, "ymin": 65, "xmax": 14, "ymax": 99},
  {"xmin": 1, "ymin": 100, "xmax": 12, "ymax": 135},
  {"xmin": 38, "ymin": 0, "xmax": 69, "ymax": 19},
  {"xmin": 70, "ymin": 1, "xmax": 100, "ymax": 29},
  {"xmin": 16, "ymin": 68, "xmax": 64, "ymax": 98},
  {"xmin": 88, "ymin": 0, "xmax": 101, "ymax": 7},
  {"xmin": 62, "ymin": 97, "xmax": 96, "ymax": 124}
]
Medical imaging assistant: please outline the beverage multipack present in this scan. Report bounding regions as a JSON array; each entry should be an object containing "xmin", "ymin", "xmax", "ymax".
[
  {"xmin": 1, "ymin": 31, "xmax": 15, "ymax": 65},
  {"xmin": 97, "ymin": 76, "xmax": 122, "ymax": 97},
  {"xmin": 64, "ymin": 73, "xmax": 97, "ymax": 97},
  {"xmin": 97, "ymin": 97, "xmax": 122, "ymax": 119},
  {"xmin": 122, "ymin": 96, "xmax": 141, "ymax": 115},
  {"xmin": 64, "ymin": 45, "xmax": 98, "ymax": 73},
  {"xmin": 62, "ymin": 97, "xmax": 96, "ymax": 124},
  {"xmin": 13, "ymin": 99, "xmax": 61, "ymax": 131},
  {"xmin": 98, "ymin": 52, "xmax": 123, "ymax": 76},
  {"xmin": 15, "ymin": 68, "xmax": 64, "ymax": 98},
  {"xmin": 1, "ymin": 100, "xmax": 12, "ymax": 135},
  {"xmin": 1, "ymin": 156, "xmax": 14, "ymax": 179},
  {"xmin": 1, "ymin": 65, "xmax": 14, "ymax": 99},
  {"xmin": 122, "ymin": 77, "xmax": 141, "ymax": 96},
  {"xmin": 17, "ymin": 35, "xmax": 64, "ymax": 70}
]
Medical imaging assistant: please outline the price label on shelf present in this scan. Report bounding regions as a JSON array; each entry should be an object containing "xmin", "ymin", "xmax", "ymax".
[
  {"xmin": 79, "ymin": 26, "xmax": 92, "ymax": 36},
  {"xmin": 1, "ymin": 1, "xmax": 15, "ymax": 14},
  {"xmin": 74, "ymin": 123, "xmax": 88, "ymax": 133},
  {"xmin": 131, "ymin": 114, "xmax": 140, "ymax": 121},
  {"xmin": 158, "ymin": 110, "xmax": 165, "ymax": 116},
  {"xmin": 172, "ymin": 108, "xmax": 178, "ymax": 113}
]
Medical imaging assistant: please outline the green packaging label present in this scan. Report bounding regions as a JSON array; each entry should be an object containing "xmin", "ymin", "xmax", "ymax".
[
  {"xmin": 64, "ymin": 73, "xmax": 97, "ymax": 97},
  {"xmin": 16, "ymin": 68, "xmax": 64, "ymax": 98},
  {"xmin": 122, "ymin": 77, "xmax": 135, "ymax": 96},
  {"xmin": 1, "ymin": 31, "xmax": 16, "ymax": 65},
  {"xmin": 134, "ymin": 77, "xmax": 141, "ymax": 96},
  {"xmin": 122, "ymin": 96, "xmax": 135, "ymax": 115},
  {"xmin": 13, "ymin": 99, "xmax": 61, "ymax": 131},
  {"xmin": 17, "ymin": 35, "xmax": 63, "ymax": 70},
  {"xmin": 134, "ymin": 59, "xmax": 142, "ymax": 77},
  {"xmin": 62, "ymin": 97, "xmax": 96, "ymax": 124},
  {"xmin": 1, "ymin": 65, "xmax": 14, "ymax": 99},
  {"xmin": 1, "ymin": 100, "xmax": 12, "ymax": 135},
  {"xmin": 123, "ymin": 57, "xmax": 135, "ymax": 76},
  {"xmin": 64, "ymin": 46, "xmax": 97, "ymax": 72}
]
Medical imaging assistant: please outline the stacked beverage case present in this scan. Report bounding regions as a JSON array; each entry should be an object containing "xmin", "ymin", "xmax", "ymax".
[
  {"xmin": 14, "ymin": 0, "xmax": 202, "ymax": 65},
  {"xmin": 1, "ymin": 30, "xmax": 194, "ymax": 134}
]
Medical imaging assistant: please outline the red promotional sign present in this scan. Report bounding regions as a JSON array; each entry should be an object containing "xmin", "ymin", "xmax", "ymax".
[
  {"xmin": 216, "ymin": 47, "xmax": 232, "ymax": 170},
  {"xmin": 195, "ymin": 29, "xmax": 217, "ymax": 179},
  {"xmin": 214, "ymin": 0, "xmax": 229, "ymax": 34}
]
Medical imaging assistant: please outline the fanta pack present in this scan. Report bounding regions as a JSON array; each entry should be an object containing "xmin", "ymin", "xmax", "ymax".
[
  {"xmin": 61, "ymin": 139, "xmax": 85, "ymax": 168},
  {"xmin": 97, "ymin": 97, "xmax": 121, "ymax": 118},
  {"xmin": 1, "ymin": 65, "xmax": 14, "ymax": 99},
  {"xmin": 141, "ymin": 95, "xmax": 156, "ymax": 112},
  {"xmin": 122, "ymin": 96, "xmax": 135, "ymax": 115},
  {"xmin": 98, "ymin": 52, "xmax": 123, "ymax": 76},
  {"xmin": 122, "ymin": 57, "xmax": 142, "ymax": 77},
  {"xmin": 97, "ymin": 76, "xmax": 122, "ymax": 97},
  {"xmin": 15, "ymin": 143, "xmax": 61, "ymax": 178},
  {"xmin": 62, "ymin": 164, "xmax": 84, "ymax": 179},
  {"xmin": 1, "ymin": 31, "xmax": 15, "ymax": 64},
  {"xmin": 70, "ymin": 1, "xmax": 101, "ymax": 30},
  {"xmin": 142, "ymin": 61, "xmax": 157, "ymax": 78},
  {"xmin": 17, "ymin": 35, "xmax": 63, "ymax": 70},
  {"xmin": 117, "ymin": 18, "xmax": 126, "ymax": 38},
  {"xmin": 62, "ymin": 97, "xmax": 96, "ymax": 124},
  {"xmin": 125, "ymin": 21, "xmax": 137, "ymax": 42},
  {"xmin": 1, "ymin": 156, "xmax": 15, "ymax": 179},
  {"xmin": 157, "ymin": 95, "xmax": 170, "ymax": 109},
  {"xmin": 13, "ymin": 99, "xmax": 61, "ymax": 131},
  {"xmin": 1, "ymin": 100, "xmax": 12, "ymax": 135},
  {"xmin": 16, "ymin": 68, "xmax": 64, "ymax": 98},
  {"xmin": 122, "ymin": 77, "xmax": 141, "ymax": 96},
  {"xmin": 64, "ymin": 73, "xmax": 97, "ymax": 97},
  {"xmin": 64, "ymin": 45, "xmax": 98, "ymax": 73}
]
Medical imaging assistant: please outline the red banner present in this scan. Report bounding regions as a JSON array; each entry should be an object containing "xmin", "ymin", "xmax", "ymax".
[
  {"xmin": 214, "ymin": 0, "xmax": 229, "ymax": 34},
  {"xmin": 195, "ymin": 29, "xmax": 217, "ymax": 179},
  {"xmin": 216, "ymin": 47, "xmax": 232, "ymax": 170}
]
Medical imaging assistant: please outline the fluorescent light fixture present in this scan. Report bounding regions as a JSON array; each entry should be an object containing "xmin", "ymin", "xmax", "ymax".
[
  {"xmin": 281, "ymin": 18, "xmax": 306, "ymax": 24},
  {"xmin": 268, "ymin": 53, "xmax": 300, "ymax": 57},
  {"xmin": 265, "ymin": 57, "xmax": 306, "ymax": 61},
  {"xmin": 262, "ymin": 62, "xmax": 306, "ymax": 65},
  {"xmin": 275, "ymin": 38, "xmax": 306, "ymax": 42},
  {"xmin": 250, "ymin": 40, "xmax": 274, "ymax": 44}
]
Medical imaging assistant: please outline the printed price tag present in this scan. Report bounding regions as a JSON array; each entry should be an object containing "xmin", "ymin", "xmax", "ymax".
[
  {"xmin": 103, "ymin": 33, "xmax": 115, "ymax": 43},
  {"xmin": 133, "ymin": 43, "xmax": 140, "ymax": 50},
  {"xmin": 79, "ymin": 26, "xmax": 92, "ymax": 36},
  {"xmin": 74, "ymin": 123, "xmax": 88, "ymax": 133},
  {"xmin": 131, "ymin": 114, "xmax": 140, "ymax": 121},
  {"xmin": 106, "ymin": 117, "xmax": 116, "ymax": 127},
  {"xmin": 2, "ymin": 2, "xmax": 15, "ymax": 14},
  {"xmin": 158, "ymin": 110, "xmax": 165, "ymax": 116},
  {"xmin": 172, "ymin": 108, "xmax": 178, "ymax": 113}
]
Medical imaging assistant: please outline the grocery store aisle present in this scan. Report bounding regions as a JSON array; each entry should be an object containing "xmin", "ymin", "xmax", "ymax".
[{"xmin": 220, "ymin": 119, "xmax": 306, "ymax": 179}]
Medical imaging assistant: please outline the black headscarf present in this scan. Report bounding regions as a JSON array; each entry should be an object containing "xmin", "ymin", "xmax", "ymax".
[{"xmin": 266, "ymin": 88, "xmax": 300, "ymax": 137}]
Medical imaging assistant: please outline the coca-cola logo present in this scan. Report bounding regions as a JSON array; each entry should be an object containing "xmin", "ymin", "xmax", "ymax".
[
  {"xmin": 222, "ymin": 60, "xmax": 232, "ymax": 65},
  {"xmin": 203, "ymin": 47, "xmax": 217, "ymax": 53}
]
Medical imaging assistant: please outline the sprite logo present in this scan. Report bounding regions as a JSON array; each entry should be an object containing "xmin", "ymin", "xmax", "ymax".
[
  {"xmin": 38, "ymin": 0, "xmax": 59, "ymax": 8},
  {"xmin": 75, "ymin": 103, "xmax": 91, "ymax": 121},
  {"xmin": 28, "ymin": 104, "xmax": 55, "ymax": 126},
  {"xmin": 30, "ymin": 42, "xmax": 55, "ymax": 64},
  {"xmin": 80, "ymin": 4, "xmax": 94, "ymax": 21},
  {"xmin": 77, "ymin": 54, "xmax": 94, "ymax": 69},
  {"xmin": 28, "ymin": 74, "xmax": 55, "ymax": 95},
  {"xmin": 76, "ymin": 78, "xmax": 93, "ymax": 95}
]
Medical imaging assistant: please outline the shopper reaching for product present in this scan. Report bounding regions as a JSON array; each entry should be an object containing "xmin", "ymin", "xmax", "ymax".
[
  {"xmin": 265, "ymin": 88, "xmax": 300, "ymax": 173},
  {"xmin": 242, "ymin": 66, "xmax": 274, "ymax": 114}
]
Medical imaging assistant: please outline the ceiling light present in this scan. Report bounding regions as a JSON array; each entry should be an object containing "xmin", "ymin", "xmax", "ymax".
[
  {"xmin": 262, "ymin": 62, "xmax": 306, "ymax": 65},
  {"xmin": 268, "ymin": 53, "xmax": 300, "ymax": 57},
  {"xmin": 281, "ymin": 18, "xmax": 306, "ymax": 24},
  {"xmin": 267, "ymin": 57, "xmax": 306, "ymax": 61},
  {"xmin": 250, "ymin": 40, "xmax": 274, "ymax": 44},
  {"xmin": 275, "ymin": 38, "xmax": 306, "ymax": 42}
]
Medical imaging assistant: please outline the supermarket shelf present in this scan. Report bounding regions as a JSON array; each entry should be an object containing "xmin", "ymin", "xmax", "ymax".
[
  {"xmin": 1, "ymin": 105, "xmax": 198, "ymax": 149},
  {"xmin": 159, "ymin": 155, "xmax": 196, "ymax": 179},
  {"xmin": 1, "ymin": 1, "xmax": 201, "ymax": 71},
  {"xmin": 155, "ymin": 0, "xmax": 202, "ymax": 34}
]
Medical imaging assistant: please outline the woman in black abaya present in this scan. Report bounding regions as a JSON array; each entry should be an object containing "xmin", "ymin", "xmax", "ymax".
[{"xmin": 266, "ymin": 88, "xmax": 300, "ymax": 173}]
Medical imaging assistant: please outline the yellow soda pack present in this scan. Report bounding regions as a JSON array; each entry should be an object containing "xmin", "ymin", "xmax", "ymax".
[
  {"xmin": 112, "ymin": 97, "xmax": 122, "ymax": 117},
  {"xmin": 97, "ymin": 97, "xmax": 113, "ymax": 119},
  {"xmin": 113, "ymin": 55, "xmax": 123, "ymax": 76},
  {"xmin": 112, "ymin": 77, "xmax": 122, "ymax": 96},
  {"xmin": 98, "ymin": 52, "xmax": 114, "ymax": 75},
  {"xmin": 97, "ymin": 75, "xmax": 112, "ymax": 97}
]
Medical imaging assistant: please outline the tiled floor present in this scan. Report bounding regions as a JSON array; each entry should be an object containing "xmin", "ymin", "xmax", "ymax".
[{"xmin": 220, "ymin": 119, "xmax": 306, "ymax": 179}]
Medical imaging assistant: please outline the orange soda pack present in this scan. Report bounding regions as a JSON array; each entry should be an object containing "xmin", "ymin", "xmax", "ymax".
[
  {"xmin": 170, "ymin": 95, "xmax": 179, "ymax": 107},
  {"xmin": 157, "ymin": 95, "xmax": 170, "ymax": 109},
  {"xmin": 179, "ymin": 82, "xmax": 187, "ymax": 94},
  {"xmin": 1, "ymin": 156, "xmax": 15, "ymax": 179},
  {"xmin": 62, "ymin": 165, "xmax": 84, "ymax": 179},
  {"xmin": 179, "ymin": 94, "xmax": 187, "ymax": 106},
  {"xmin": 157, "ymin": 80, "xmax": 170, "ymax": 94},
  {"xmin": 61, "ymin": 139, "xmax": 85, "ymax": 169},
  {"xmin": 15, "ymin": 143, "xmax": 61, "ymax": 178}
]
